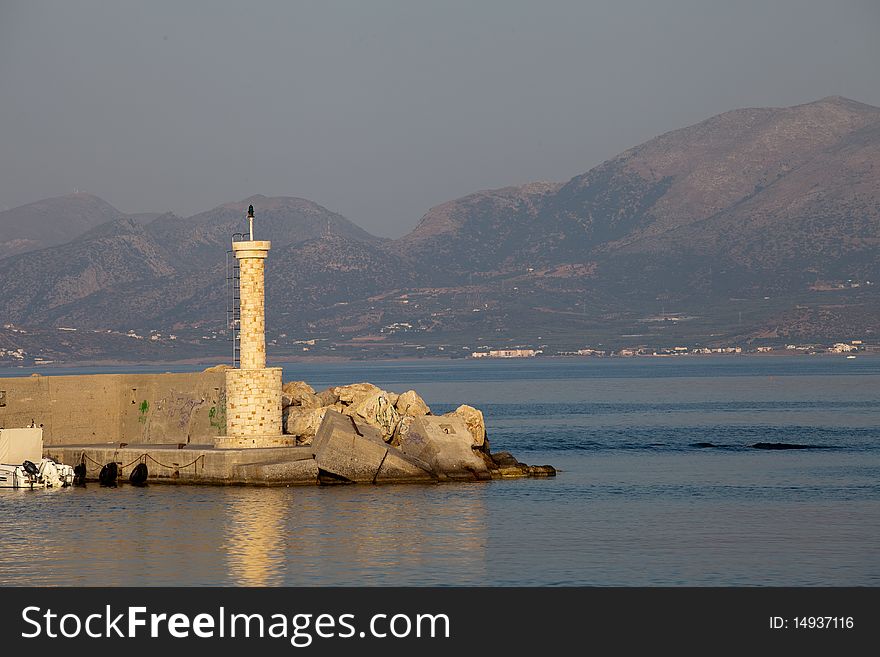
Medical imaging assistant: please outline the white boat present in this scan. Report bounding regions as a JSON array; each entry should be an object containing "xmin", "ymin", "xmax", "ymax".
[
  {"xmin": 41, "ymin": 458, "xmax": 74, "ymax": 486},
  {"xmin": 0, "ymin": 458, "xmax": 75, "ymax": 489},
  {"xmin": 0, "ymin": 463, "xmax": 37, "ymax": 489},
  {"xmin": 0, "ymin": 427, "xmax": 75, "ymax": 489}
]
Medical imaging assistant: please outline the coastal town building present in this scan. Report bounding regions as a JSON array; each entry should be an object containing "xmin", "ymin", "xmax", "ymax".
[{"xmin": 471, "ymin": 349, "xmax": 539, "ymax": 359}]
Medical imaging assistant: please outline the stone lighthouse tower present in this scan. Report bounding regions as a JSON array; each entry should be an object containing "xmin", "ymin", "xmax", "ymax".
[{"xmin": 216, "ymin": 204, "xmax": 291, "ymax": 448}]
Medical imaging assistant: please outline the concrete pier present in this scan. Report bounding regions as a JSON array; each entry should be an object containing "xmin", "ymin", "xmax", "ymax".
[{"xmin": 46, "ymin": 444, "xmax": 320, "ymax": 486}]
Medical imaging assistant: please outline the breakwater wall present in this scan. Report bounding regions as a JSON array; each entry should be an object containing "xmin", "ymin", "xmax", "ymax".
[
  {"xmin": 45, "ymin": 443, "xmax": 318, "ymax": 486},
  {"xmin": 0, "ymin": 371, "xmax": 225, "ymax": 446}
]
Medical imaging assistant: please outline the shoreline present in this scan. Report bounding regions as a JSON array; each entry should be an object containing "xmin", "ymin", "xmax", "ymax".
[{"xmin": 0, "ymin": 350, "xmax": 875, "ymax": 377}]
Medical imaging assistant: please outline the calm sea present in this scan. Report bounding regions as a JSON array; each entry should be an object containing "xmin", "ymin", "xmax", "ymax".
[{"xmin": 1, "ymin": 356, "xmax": 878, "ymax": 586}]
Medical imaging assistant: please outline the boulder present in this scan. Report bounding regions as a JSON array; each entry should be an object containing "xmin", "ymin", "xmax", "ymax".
[
  {"xmin": 493, "ymin": 465, "xmax": 529, "ymax": 478},
  {"xmin": 333, "ymin": 382, "xmax": 382, "ymax": 406},
  {"xmin": 483, "ymin": 451, "xmax": 550, "ymax": 479},
  {"xmin": 391, "ymin": 414, "xmax": 416, "ymax": 445},
  {"xmin": 282, "ymin": 380, "xmax": 316, "ymax": 396},
  {"xmin": 444, "ymin": 404, "xmax": 486, "ymax": 448},
  {"xmin": 283, "ymin": 391, "xmax": 322, "ymax": 409},
  {"xmin": 312, "ymin": 410, "xmax": 433, "ymax": 484},
  {"xmin": 490, "ymin": 451, "xmax": 521, "ymax": 468},
  {"xmin": 282, "ymin": 406, "xmax": 330, "ymax": 444},
  {"xmin": 528, "ymin": 465, "xmax": 556, "ymax": 477},
  {"xmin": 393, "ymin": 415, "xmax": 490, "ymax": 481},
  {"xmin": 347, "ymin": 391, "xmax": 400, "ymax": 440},
  {"xmin": 282, "ymin": 381, "xmax": 318, "ymax": 408},
  {"xmin": 315, "ymin": 388, "xmax": 340, "ymax": 406},
  {"xmin": 395, "ymin": 390, "xmax": 431, "ymax": 417}
]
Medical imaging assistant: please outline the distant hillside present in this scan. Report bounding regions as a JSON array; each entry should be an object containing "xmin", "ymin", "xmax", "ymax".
[
  {"xmin": 2, "ymin": 97, "xmax": 879, "ymax": 362},
  {"xmin": 0, "ymin": 195, "xmax": 386, "ymax": 329},
  {"xmin": 0, "ymin": 193, "xmax": 124, "ymax": 259},
  {"xmin": 396, "ymin": 96, "xmax": 880, "ymax": 291}
]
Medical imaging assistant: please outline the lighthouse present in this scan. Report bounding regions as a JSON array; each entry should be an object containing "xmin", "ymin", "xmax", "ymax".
[{"xmin": 217, "ymin": 204, "xmax": 291, "ymax": 447}]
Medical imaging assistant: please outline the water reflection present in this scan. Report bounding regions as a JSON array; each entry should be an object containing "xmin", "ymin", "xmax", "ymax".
[
  {"xmin": 220, "ymin": 484, "xmax": 489, "ymax": 586},
  {"xmin": 223, "ymin": 488, "xmax": 288, "ymax": 586},
  {"xmin": 297, "ymin": 485, "xmax": 490, "ymax": 585}
]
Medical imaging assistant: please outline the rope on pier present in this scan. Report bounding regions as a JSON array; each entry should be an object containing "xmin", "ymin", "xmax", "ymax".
[
  {"xmin": 145, "ymin": 453, "xmax": 205, "ymax": 470},
  {"xmin": 78, "ymin": 450, "xmax": 205, "ymax": 472}
]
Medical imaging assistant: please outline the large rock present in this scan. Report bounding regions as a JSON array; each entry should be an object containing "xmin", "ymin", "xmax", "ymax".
[
  {"xmin": 347, "ymin": 391, "xmax": 400, "ymax": 440},
  {"xmin": 282, "ymin": 380, "xmax": 315, "ymax": 396},
  {"xmin": 287, "ymin": 391, "xmax": 322, "ymax": 409},
  {"xmin": 444, "ymin": 404, "xmax": 486, "ymax": 448},
  {"xmin": 394, "ymin": 415, "xmax": 490, "ymax": 481},
  {"xmin": 490, "ymin": 451, "xmax": 521, "ymax": 467},
  {"xmin": 333, "ymin": 382, "xmax": 382, "ymax": 405},
  {"xmin": 391, "ymin": 414, "xmax": 415, "ymax": 445},
  {"xmin": 488, "ymin": 451, "xmax": 529, "ymax": 478},
  {"xmin": 482, "ymin": 451, "xmax": 556, "ymax": 479},
  {"xmin": 528, "ymin": 465, "xmax": 556, "ymax": 477},
  {"xmin": 282, "ymin": 381, "xmax": 319, "ymax": 408},
  {"xmin": 282, "ymin": 406, "xmax": 330, "ymax": 443},
  {"xmin": 313, "ymin": 410, "xmax": 434, "ymax": 484},
  {"xmin": 314, "ymin": 388, "xmax": 340, "ymax": 406},
  {"xmin": 395, "ymin": 390, "xmax": 431, "ymax": 417}
]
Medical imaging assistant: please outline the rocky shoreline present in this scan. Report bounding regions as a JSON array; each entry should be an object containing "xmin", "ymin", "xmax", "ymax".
[{"xmin": 281, "ymin": 380, "xmax": 555, "ymax": 482}]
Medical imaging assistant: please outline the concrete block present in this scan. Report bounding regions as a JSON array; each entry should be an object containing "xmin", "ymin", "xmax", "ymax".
[
  {"xmin": 231, "ymin": 458, "xmax": 319, "ymax": 485},
  {"xmin": 375, "ymin": 447, "xmax": 436, "ymax": 484},
  {"xmin": 395, "ymin": 415, "xmax": 491, "ymax": 481},
  {"xmin": 312, "ymin": 411, "xmax": 387, "ymax": 483},
  {"xmin": 350, "ymin": 418, "xmax": 386, "ymax": 445}
]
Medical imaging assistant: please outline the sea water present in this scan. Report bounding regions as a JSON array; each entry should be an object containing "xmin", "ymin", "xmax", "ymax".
[{"xmin": 1, "ymin": 356, "xmax": 878, "ymax": 586}]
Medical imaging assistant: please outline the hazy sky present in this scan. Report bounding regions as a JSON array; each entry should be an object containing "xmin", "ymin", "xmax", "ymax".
[{"xmin": 1, "ymin": 0, "xmax": 878, "ymax": 236}]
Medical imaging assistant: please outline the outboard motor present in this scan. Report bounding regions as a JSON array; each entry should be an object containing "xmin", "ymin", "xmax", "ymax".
[
  {"xmin": 73, "ymin": 462, "xmax": 87, "ymax": 486},
  {"xmin": 38, "ymin": 459, "xmax": 63, "ymax": 488},
  {"xmin": 21, "ymin": 460, "xmax": 39, "ymax": 488},
  {"xmin": 99, "ymin": 462, "xmax": 119, "ymax": 487},
  {"xmin": 129, "ymin": 462, "xmax": 148, "ymax": 486}
]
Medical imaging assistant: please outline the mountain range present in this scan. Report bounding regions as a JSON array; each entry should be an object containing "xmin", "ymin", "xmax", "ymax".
[{"xmin": 1, "ymin": 96, "xmax": 878, "ymax": 362}]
